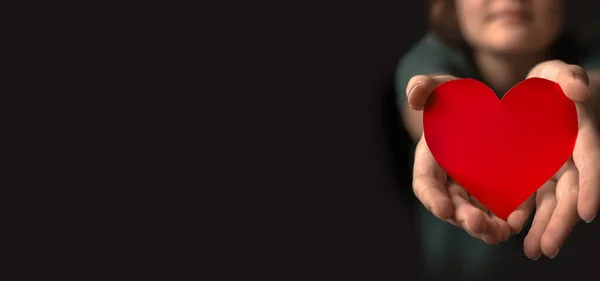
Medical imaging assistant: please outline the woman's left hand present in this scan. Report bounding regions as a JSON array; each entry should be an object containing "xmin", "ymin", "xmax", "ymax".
[{"xmin": 506, "ymin": 60, "xmax": 600, "ymax": 260}]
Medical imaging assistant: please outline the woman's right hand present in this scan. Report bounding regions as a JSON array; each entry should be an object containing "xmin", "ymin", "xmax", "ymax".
[{"xmin": 406, "ymin": 75, "xmax": 527, "ymax": 244}]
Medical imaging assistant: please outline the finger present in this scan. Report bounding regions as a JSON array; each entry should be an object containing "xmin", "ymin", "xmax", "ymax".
[
  {"xmin": 524, "ymin": 181, "xmax": 557, "ymax": 260},
  {"xmin": 541, "ymin": 162, "xmax": 579, "ymax": 259},
  {"xmin": 413, "ymin": 137, "xmax": 454, "ymax": 220},
  {"xmin": 573, "ymin": 104, "xmax": 600, "ymax": 222},
  {"xmin": 447, "ymin": 185, "xmax": 509, "ymax": 244},
  {"xmin": 447, "ymin": 182, "xmax": 488, "ymax": 235},
  {"xmin": 469, "ymin": 194, "xmax": 511, "ymax": 242},
  {"xmin": 486, "ymin": 214, "xmax": 511, "ymax": 244},
  {"xmin": 469, "ymin": 195, "xmax": 489, "ymax": 214},
  {"xmin": 507, "ymin": 195, "xmax": 535, "ymax": 234},
  {"xmin": 405, "ymin": 74, "xmax": 458, "ymax": 110}
]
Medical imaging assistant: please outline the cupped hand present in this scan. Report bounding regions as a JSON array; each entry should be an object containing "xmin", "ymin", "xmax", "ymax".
[
  {"xmin": 407, "ymin": 74, "xmax": 511, "ymax": 244},
  {"xmin": 510, "ymin": 60, "xmax": 600, "ymax": 260}
]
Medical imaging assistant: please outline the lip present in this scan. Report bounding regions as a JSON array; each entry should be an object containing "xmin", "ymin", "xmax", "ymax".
[{"xmin": 488, "ymin": 10, "xmax": 530, "ymax": 22}]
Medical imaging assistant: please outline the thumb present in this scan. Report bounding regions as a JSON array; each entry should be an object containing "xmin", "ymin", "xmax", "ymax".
[
  {"xmin": 406, "ymin": 74, "xmax": 459, "ymax": 110},
  {"xmin": 527, "ymin": 60, "xmax": 590, "ymax": 103},
  {"xmin": 507, "ymin": 195, "xmax": 536, "ymax": 234}
]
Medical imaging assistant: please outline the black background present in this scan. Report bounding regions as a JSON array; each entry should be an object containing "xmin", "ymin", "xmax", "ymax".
[{"xmin": 222, "ymin": 0, "xmax": 600, "ymax": 280}]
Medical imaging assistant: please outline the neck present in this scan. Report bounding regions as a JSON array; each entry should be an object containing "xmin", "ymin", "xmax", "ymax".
[{"xmin": 473, "ymin": 49, "xmax": 551, "ymax": 95}]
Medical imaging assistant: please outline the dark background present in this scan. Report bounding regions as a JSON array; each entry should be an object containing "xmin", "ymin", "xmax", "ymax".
[{"xmin": 225, "ymin": 0, "xmax": 600, "ymax": 280}]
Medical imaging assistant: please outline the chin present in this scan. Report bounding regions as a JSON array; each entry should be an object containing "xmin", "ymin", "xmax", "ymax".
[
  {"xmin": 488, "ymin": 36, "xmax": 548, "ymax": 54},
  {"xmin": 487, "ymin": 27, "xmax": 556, "ymax": 54}
]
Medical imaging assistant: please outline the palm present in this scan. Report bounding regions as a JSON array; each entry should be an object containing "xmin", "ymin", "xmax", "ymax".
[{"xmin": 414, "ymin": 137, "xmax": 511, "ymax": 244}]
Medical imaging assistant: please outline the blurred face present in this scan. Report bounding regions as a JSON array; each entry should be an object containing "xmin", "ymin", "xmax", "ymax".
[{"xmin": 455, "ymin": 0, "xmax": 564, "ymax": 54}]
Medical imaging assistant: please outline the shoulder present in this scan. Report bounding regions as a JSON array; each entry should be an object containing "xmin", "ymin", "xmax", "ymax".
[
  {"xmin": 398, "ymin": 33, "xmax": 458, "ymax": 69},
  {"xmin": 396, "ymin": 32, "xmax": 470, "ymax": 78},
  {"xmin": 554, "ymin": 33, "xmax": 600, "ymax": 70},
  {"xmin": 580, "ymin": 41, "xmax": 600, "ymax": 70},
  {"xmin": 395, "ymin": 32, "xmax": 468, "ymax": 101}
]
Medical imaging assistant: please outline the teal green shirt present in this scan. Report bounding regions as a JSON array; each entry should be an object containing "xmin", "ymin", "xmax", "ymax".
[{"xmin": 396, "ymin": 32, "xmax": 600, "ymax": 109}]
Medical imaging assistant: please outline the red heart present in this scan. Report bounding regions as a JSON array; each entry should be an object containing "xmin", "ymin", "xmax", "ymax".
[{"xmin": 422, "ymin": 78, "xmax": 578, "ymax": 220}]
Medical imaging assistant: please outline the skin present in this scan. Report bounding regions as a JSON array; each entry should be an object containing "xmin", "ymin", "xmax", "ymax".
[{"xmin": 404, "ymin": 0, "xmax": 600, "ymax": 260}]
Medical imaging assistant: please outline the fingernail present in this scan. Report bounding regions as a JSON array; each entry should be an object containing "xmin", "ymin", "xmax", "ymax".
[
  {"xmin": 408, "ymin": 81, "xmax": 421, "ymax": 97},
  {"xmin": 585, "ymin": 213, "xmax": 596, "ymax": 223},
  {"xmin": 550, "ymin": 249, "xmax": 559, "ymax": 259},
  {"xmin": 533, "ymin": 253, "xmax": 542, "ymax": 260},
  {"xmin": 575, "ymin": 76, "xmax": 590, "ymax": 96}
]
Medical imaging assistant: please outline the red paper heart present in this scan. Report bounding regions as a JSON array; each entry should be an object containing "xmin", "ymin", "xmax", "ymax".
[{"xmin": 423, "ymin": 78, "xmax": 578, "ymax": 220}]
